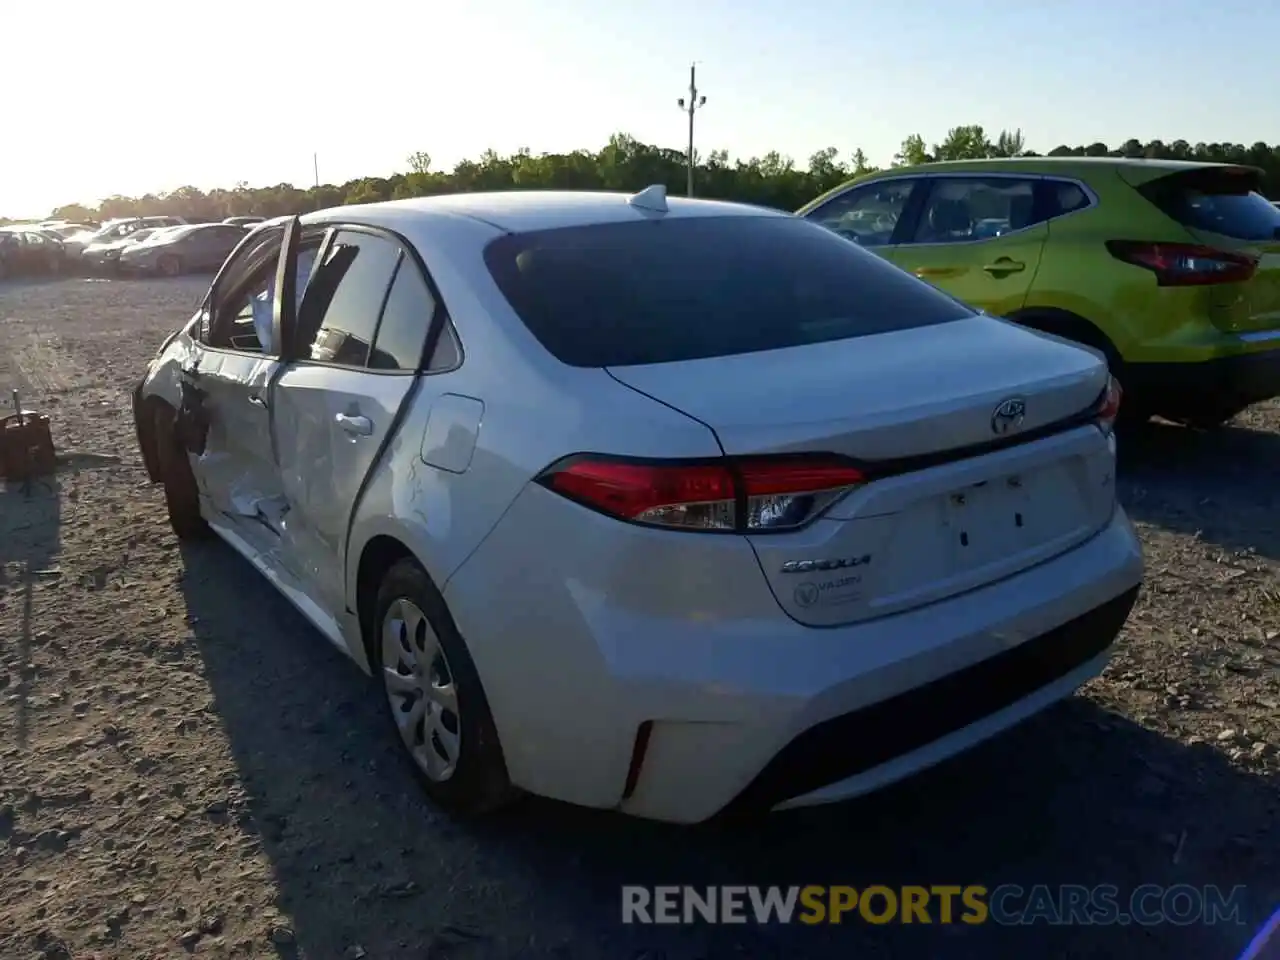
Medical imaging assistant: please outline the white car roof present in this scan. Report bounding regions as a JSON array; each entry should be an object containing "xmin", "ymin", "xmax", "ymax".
[{"xmin": 303, "ymin": 189, "xmax": 789, "ymax": 235}]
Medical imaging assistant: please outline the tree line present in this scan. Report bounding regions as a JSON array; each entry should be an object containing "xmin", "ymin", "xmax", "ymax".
[{"xmin": 13, "ymin": 125, "xmax": 1280, "ymax": 226}]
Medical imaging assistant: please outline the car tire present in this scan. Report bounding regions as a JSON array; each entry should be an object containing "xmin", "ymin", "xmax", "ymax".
[
  {"xmin": 373, "ymin": 558, "xmax": 516, "ymax": 817},
  {"xmin": 152, "ymin": 403, "xmax": 210, "ymax": 541},
  {"xmin": 158, "ymin": 255, "xmax": 183, "ymax": 277}
]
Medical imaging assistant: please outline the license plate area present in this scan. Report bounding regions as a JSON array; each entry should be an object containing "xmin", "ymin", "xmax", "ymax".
[{"xmin": 941, "ymin": 466, "xmax": 1084, "ymax": 573}]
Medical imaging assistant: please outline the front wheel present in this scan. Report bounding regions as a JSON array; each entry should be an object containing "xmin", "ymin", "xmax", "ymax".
[
  {"xmin": 153, "ymin": 403, "xmax": 210, "ymax": 540},
  {"xmin": 157, "ymin": 254, "xmax": 183, "ymax": 277},
  {"xmin": 374, "ymin": 559, "xmax": 515, "ymax": 817}
]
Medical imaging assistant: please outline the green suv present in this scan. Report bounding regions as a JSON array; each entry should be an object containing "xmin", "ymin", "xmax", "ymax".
[{"xmin": 798, "ymin": 158, "xmax": 1280, "ymax": 427}]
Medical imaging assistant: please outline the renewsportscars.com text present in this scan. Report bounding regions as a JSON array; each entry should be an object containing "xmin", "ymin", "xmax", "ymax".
[{"xmin": 621, "ymin": 884, "xmax": 1249, "ymax": 926}]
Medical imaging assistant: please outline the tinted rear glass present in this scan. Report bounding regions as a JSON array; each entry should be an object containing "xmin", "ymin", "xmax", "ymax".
[
  {"xmin": 1143, "ymin": 170, "xmax": 1280, "ymax": 242},
  {"xmin": 483, "ymin": 215, "xmax": 973, "ymax": 367}
]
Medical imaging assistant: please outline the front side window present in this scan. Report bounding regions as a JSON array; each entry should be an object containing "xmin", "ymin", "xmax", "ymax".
[
  {"xmin": 207, "ymin": 227, "xmax": 320, "ymax": 353},
  {"xmin": 484, "ymin": 214, "xmax": 973, "ymax": 368},
  {"xmin": 804, "ymin": 180, "xmax": 916, "ymax": 247},
  {"xmin": 911, "ymin": 177, "xmax": 1038, "ymax": 244}
]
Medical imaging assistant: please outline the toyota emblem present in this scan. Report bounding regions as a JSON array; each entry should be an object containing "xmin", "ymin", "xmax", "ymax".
[{"xmin": 991, "ymin": 397, "xmax": 1027, "ymax": 436}]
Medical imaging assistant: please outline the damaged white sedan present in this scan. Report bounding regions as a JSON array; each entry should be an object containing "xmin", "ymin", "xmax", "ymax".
[{"xmin": 132, "ymin": 187, "xmax": 1143, "ymax": 824}]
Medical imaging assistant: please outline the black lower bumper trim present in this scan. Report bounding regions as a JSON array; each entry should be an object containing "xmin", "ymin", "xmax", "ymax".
[
  {"xmin": 1126, "ymin": 348, "xmax": 1280, "ymax": 415},
  {"xmin": 722, "ymin": 585, "xmax": 1140, "ymax": 816}
]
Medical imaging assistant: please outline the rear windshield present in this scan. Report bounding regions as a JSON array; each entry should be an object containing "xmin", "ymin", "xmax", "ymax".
[
  {"xmin": 483, "ymin": 215, "xmax": 973, "ymax": 367},
  {"xmin": 1143, "ymin": 170, "xmax": 1280, "ymax": 242}
]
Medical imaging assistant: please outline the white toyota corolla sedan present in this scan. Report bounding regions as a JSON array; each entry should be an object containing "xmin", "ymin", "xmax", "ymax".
[{"xmin": 131, "ymin": 185, "xmax": 1144, "ymax": 824}]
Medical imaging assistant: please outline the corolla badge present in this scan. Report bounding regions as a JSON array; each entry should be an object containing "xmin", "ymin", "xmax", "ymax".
[
  {"xmin": 991, "ymin": 396, "xmax": 1027, "ymax": 436},
  {"xmin": 780, "ymin": 555, "xmax": 871, "ymax": 574}
]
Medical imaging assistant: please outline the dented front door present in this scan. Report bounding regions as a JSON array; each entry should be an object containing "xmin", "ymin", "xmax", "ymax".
[
  {"xmin": 187, "ymin": 218, "xmax": 302, "ymax": 551},
  {"xmin": 187, "ymin": 348, "xmax": 283, "ymax": 535}
]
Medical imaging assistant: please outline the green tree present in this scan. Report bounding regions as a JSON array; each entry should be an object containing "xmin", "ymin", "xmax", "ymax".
[
  {"xmin": 991, "ymin": 129, "xmax": 1027, "ymax": 158},
  {"xmin": 933, "ymin": 125, "xmax": 992, "ymax": 161},
  {"xmin": 893, "ymin": 134, "xmax": 932, "ymax": 167},
  {"xmin": 15, "ymin": 129, "xmax": 1280, "ymax": 225}
]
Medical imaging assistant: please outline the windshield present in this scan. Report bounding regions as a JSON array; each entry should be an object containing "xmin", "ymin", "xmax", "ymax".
[{"xmin": 483, "ymin": 214, "xmax": 973, "ymax": 367}]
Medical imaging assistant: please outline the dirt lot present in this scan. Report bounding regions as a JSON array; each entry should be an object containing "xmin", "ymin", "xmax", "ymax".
[{"xmin": 0, "ymin": 276, "xmax": 1277, "ymax": 960}]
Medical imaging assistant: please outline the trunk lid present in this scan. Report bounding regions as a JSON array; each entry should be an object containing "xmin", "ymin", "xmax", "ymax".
[
  {"xmin": 606, "ymin": 316, "xmax": 1106, "ymax": 461},
  {"xmin": 608, "ymin": 317, "xmax": 1117, "ymax": 627},
  {"xmin": 1132, "ymin": 164, "xmax": 1280, "ymax": 335}
]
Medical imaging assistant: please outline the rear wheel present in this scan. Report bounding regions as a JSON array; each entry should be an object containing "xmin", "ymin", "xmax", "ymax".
[
  {"xmin": 374, "ymin": 559, "xmax": 515, "ymax": 817},
  {"xmin": 153, "ymin": 403, "xmax": 210, "ymax": 540},
  {"xmin": 1010, "ymin": 309, "xmax": 1150, "ymax": 429}
]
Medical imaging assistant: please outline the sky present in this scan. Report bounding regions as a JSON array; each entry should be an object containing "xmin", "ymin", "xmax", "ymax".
[{"xmin": 4, "ymin": 0, "xmax": 1279, "ymax": 218}]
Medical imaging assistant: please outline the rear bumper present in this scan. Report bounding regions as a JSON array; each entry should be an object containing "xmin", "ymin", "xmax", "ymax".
[
  {"xmin": 734, "ymin": 584, "xmax": 1136, "ymax": 815},
  {"xmin": 1127, "ymin": 339, "xmax": 1280, "ymax": 412},
  {"xmin": 446, "ymin": 489, "xmax": 1144, "ymax": 824}
]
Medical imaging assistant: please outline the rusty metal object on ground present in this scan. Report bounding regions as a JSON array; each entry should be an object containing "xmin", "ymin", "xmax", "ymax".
[{"xmin": 0, "ymin": 390, "xmax": 57, "ymax": 481}]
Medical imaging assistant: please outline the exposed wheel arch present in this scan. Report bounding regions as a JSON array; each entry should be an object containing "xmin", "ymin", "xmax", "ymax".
[
  {"xmin": 1005, "ymin": 307, "xmax": 1150, "ymax": 426},
  {"xmin": 355, "ymin": 535, "xmax": 422, "ymax": 668}
]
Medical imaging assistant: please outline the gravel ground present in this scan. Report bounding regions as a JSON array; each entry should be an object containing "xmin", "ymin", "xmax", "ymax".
[{"xmin": 0, "ymin": 276, "xmax": 1277, "ymax": 960}]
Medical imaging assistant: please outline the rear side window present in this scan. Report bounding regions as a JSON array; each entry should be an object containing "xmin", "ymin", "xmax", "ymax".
[
  {"xmin": 368, "ymin": 259, "xmax": 436, "ymax": 371},
  {"xmin": 483, "ymin": 215, "xmax": 973, "ymax": 367},
  {"xmin": 1141, "ymin": 169, "xmax": 1280, "ymax": 242}
]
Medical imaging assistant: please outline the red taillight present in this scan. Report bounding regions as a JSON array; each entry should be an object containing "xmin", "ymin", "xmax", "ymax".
[
  {"xmin": 1096, "ymin": 374, "xmax": 1122, "ymax": 435},
  {"xmin": 538, "ymin": 455, "xmax": 866, "ymax": 533},
  {"xmin": 1106, "ymin": 240, "xmax": 1257, "ymax": 286}
]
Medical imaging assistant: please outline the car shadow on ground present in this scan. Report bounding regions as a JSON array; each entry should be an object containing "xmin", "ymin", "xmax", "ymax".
[
  {"xmin": 177, "ymin": 540, "xmax": 1279, "ymax": 960},
  {"xmin": 0, "ymin": 476, "xmax": 62, "ymax": 750},
  {"xmin": 1118, "ymin": 419, "xmax": 1280, "ymax": 561}
]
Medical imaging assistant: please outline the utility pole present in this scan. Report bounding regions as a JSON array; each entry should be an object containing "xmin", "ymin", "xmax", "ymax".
[
  {"xmin": 313, "ymin": 153, "xmax": 319, "ymax": 189},
  {"xmin": 676, "ymin": 63, "xmax": 706, "ymax": 197}
]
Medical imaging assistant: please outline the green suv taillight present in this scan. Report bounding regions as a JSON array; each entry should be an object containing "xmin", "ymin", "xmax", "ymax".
[{"xmin": 1105, "ymin": 240, "xmax": 1259, "ymax": 287}]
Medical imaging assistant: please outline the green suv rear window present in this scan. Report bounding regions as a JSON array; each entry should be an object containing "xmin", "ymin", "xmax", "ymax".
[{"xmin": 1140, "ymin": 167, "xmax": 1280, "ymax": 242}]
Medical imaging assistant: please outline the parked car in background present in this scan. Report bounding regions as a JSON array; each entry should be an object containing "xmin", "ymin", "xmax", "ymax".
[
  {"xmin": 223, "ymin": 215, "xmax": 266, "ymax": 227},
  {"xmin": 118, "ymin": 222, "xmax": 247, "ymax": 276},
  {"xmin": 0, "ymin": 226, "xmax": 67, "ymax": 278},
  {"xmin": 63, "ymin": 216, "xmax": 188, "ymax": 260},
  {"xmin": 799, "ymin": 158, "xmax": 1280, "ymax": 428},
  {"xmin": 41, "ymin": 221, "xmax": 98, "ymax": 238},
  {"xmin": 131, "ymin": 188, "xmax": 1142, "ymax": 823},
  {"xmin": 82, "ymin": 226, "xmax": 176, "ymax": 272}
]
